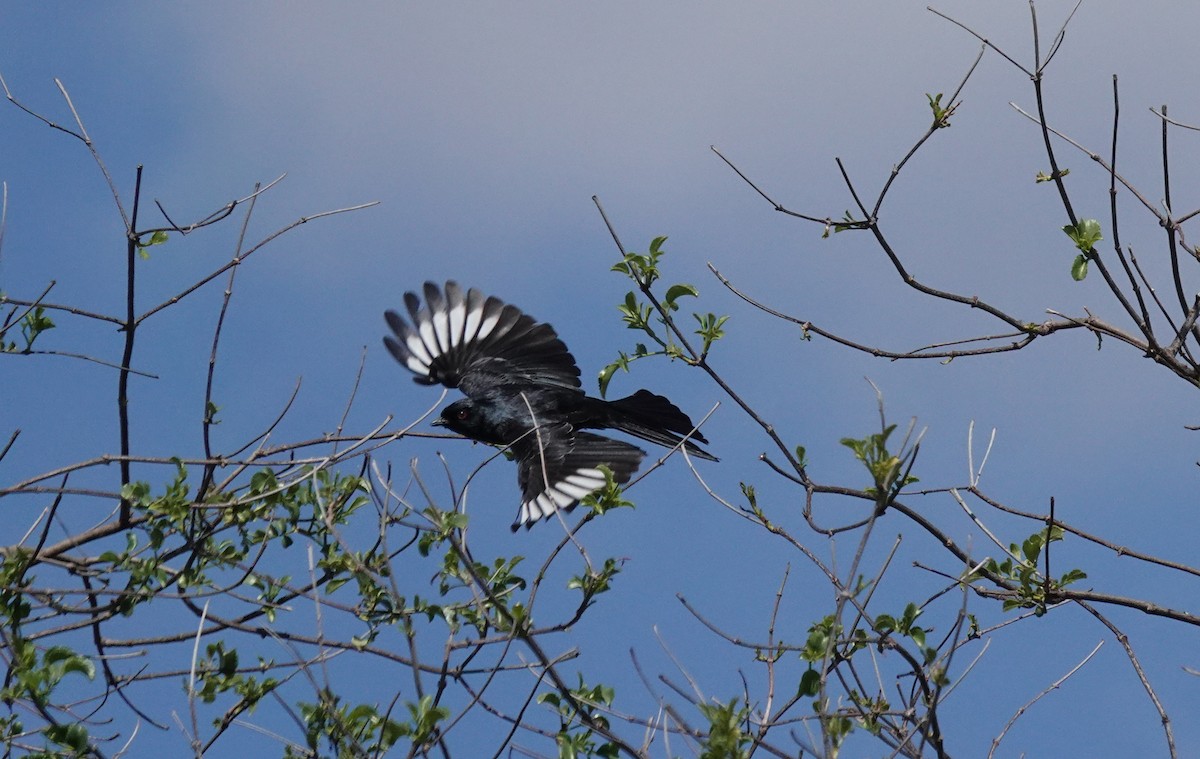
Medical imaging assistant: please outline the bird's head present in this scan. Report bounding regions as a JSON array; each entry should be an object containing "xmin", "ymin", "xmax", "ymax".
[{"xmin": 434, "ymin": 398, "xmax": 505, "ymax": 444}]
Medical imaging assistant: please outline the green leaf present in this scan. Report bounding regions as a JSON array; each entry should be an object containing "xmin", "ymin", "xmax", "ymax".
[
  {"xmin": 44, "ymin": 646, "xmax": 95, "ymax": 681},
  {"xmin": 597, "ymin": 361, "xmax": 622, "ymax": 398},
  {"xmin": 579, "ymin": 467, "xmax": 634, "ymax": 516},
  {"xmin": 60, "ymin": 656, "xmax": 96, "ymax": 681},
  {"xmin": 45, "ymin": 723, "xmax": 90, "ymax": 752},
  {"xmin": 1071, "ymin": 254, "xmax": 1089, "ymax": 281},
  {"xmin": 1036, "ymin": 168, "xmax": 1069, "ymax": 183},
  {"xmin": 1062, "ymin": 218, "xmax": 1102, "ymax": 253},
  {"xmin": 694, "ymin": 312, "xmax": 729, "ymax": 355},
  {"xmin": 909, "ymin": 626, "xmax": 926, "ymax": 649},
  {"xmin": 1022, "ymin": 534, "xmax": 1043, "ymax": 564},
  {"xmin": 1060, "ymin": 568, "xmax": 1088, "ymax": 586},
  {"xmin": 874, "ymin": 614, "xmax": 895, "ymax": 634},
  {"xmin": 798, "ymin": 668, "xmax": 821, "ymax": 697},
  {"xmin": 220, "ymin": 648, "xmax": 238, "ymax": 676},
  {"xmin": 663, "ymin": 283, "xmax": 698, "ymax": 311},
  {"xmin": 833, "ymin": 209, "xmax": 858, "ymax": 233},
  {"xmin": 697, "ymin": 698, "xmax": 750, "ymax": 759},
  {"xmin": 926, "ymin": 92, "xmax": 956, "ymax": 128},
  {"xmin": 137, "ymin": 230, "xmax": 170, "ymax": 259},
  {"xmin": 617, "ymin": 291, "xmax": 653, "ymax": 332},
  {"xmin": 794, "ymin": 445, "xmax": 808, "ymax": 467},
  {"xmin": 738, "ymin": 482, "xmax": 757, "ymax": 510},
  {"xmin": 612, "ymin": 237, "xmax": 669, "ymax": 288},
  {"xmin": 14, "ymin": 306, "xmax": 55, "ymax": 351}
]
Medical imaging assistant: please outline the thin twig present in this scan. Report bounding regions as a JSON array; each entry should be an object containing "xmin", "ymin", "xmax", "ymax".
[{"xmin": 987, "ymin": 640, "xmax": 1104, "ymax": 759}]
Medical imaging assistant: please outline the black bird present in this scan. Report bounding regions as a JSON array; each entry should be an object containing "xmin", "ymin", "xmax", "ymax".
[{"xmin": 384, "ymin": 281, "xmax": 716, "ymax": 530}]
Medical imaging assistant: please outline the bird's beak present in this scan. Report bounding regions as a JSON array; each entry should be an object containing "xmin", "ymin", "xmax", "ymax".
[{"xmin": 431, "ymin": 417, "xmax": 448, "ymax": 428}]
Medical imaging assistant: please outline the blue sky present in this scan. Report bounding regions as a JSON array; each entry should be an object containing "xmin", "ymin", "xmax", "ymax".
[{"xmin": 3, "ymin": 2, "xmax": 1199, "ymax": 756}]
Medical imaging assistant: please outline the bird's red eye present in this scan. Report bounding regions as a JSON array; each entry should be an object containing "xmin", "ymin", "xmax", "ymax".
[{"xmin": 456, "ymin": 408, "xmax": 470, "ymax": 420}]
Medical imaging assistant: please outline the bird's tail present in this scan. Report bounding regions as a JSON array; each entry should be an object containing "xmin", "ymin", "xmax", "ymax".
[{"xmin": 602, "ymin": 389, "xmax": 718, "ymax": 461}]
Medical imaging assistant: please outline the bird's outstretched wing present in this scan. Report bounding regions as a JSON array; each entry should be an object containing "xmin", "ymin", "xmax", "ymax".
[
  {"xmin": 512, "ymin": 426, "xmax": 645, "ymax": 530},
  {"xmin": 384, "ymin": 281, "xmax": 582, "ymax": 398}
]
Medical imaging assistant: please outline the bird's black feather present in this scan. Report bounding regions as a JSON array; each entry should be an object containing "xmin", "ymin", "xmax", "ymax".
[
  {"xmin": 385, "ymin": 281, "xmax": 716, "ymax": 528},
  {"xmin": 511, "ymin": 425, "xmax": 644, "ymax": 531},
  {"xmin": 385, "ymin": 283, "xmax": 580, "ymax": 395}
]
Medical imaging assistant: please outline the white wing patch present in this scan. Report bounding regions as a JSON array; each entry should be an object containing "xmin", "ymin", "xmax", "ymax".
[
  {"xmin": 447, "ymin": 302, "xmax": 466, "ymax": 345},
  {"xmin": 386, "ymin": 281, "xmax": 582, "ymax": 393},
  {"xmin": 475, "ymin": 311, "xmax": 500, "ymax": 344},
  {"xmin": 514, "ymin": 466, "xmax": 607, "ymax": 528},
  {"xmin": 404, "ymin": 331, "xmax": 433, "ymax": 371},
  {"xmin": 432, "ymin": 307, "xmax": 451, "ymax": 353},
  {"xmin": 390, "ymin": 286, "xmax": 494, "ymax": 379},
  {"xmin": 459, "ymin": 301, "xmax": 480, "ymax": 345},
  {"xmin": 417, "ymin": 320, "xmax": 439, "ymax": 362},
  {"xmin": 404, "ymin": 354, "xmax": 429, "ymax": 376}
]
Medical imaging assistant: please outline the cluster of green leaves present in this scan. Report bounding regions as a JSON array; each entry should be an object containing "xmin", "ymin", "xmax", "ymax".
[
  {"xmin": 969, "ymin": 526, "xmax": 1088, "ymax": 614},
  {"xmin": 1, "ymin": 641, "xmax": 95, "ymax": 710},
  {"xmin": 411, "ymin": 505, "xmax": 536, "ymax": 635},
  {"xmin": 0, "ymin": 549, "xmax": 34, "ymax": 629},
  {"xmin": 840, "ymin": 425, "xmax": 919, "ymax": 506},
  {"xmin": 847, "ymin": 690, "xmax": 892, "ymax": 739},
  {"xmin": 135, "ymin": 229, "xmax": 169, "ymax": 260},
  {"xmin": 397, "ymin": 498, "xmax": 636, "ymax": 757},
  {"xmin": 694, "ymin": 312, "xmax": 730, "ymax": 356},
  {"xmin": 320, "ymin": 538, "xmax": 400, "ymax": 636},
  {"xmin": 230, "ymin": 467, "xmax": 371, "ymax": 551},
  {"xmin": 875, "ymin": 602, "xmax": 946, "ymax": 685},
  {"xmin": 697, "ymin": 698, "xmax": 751, "ymax": 759},
  {"xmin": 538, "ymin": 676, "xmax": 619, "ymax": 759},
  {"xmin": 244, "ymin": 571, "xmax": 292, "ymax": 624},
  {"xmin": 926, "ymin": 92, "xmax": 957, "ymax": 129},
  {"xmin": 796, "ymin": 640, "xmax": 858, "ymax": 757},
  {"xmin": 1034, "ymin": 168, "xmax": 1069, "ymax": 183},
  {"xmin": 610, "ymin": 234, "xmax": 671, "ymax": 290},
  {"xmin": 579, "ymin": 465, "xmax": 634, "ymax": 518},
  {"xmin": 1062, "ymin": 218, "xmax": 1102, "ymax": 281},
  {"xmin": 802, "ymin": 615, "xmax": 861, "ymax": 668},
  {"xmin": 435, "ymin": 550, "xmax": 528, "ymax": 634},
  {"xmin": 821, "ymin": 210, "xmax": 864, "ymax": 238},
  {"xmin": 192, "ymin": 640, "xmax": 278, "ymax": 715},
  {"xmin": 601, "ymin": 236, "xmax": 728, "ymax": 395},
  {"xmin": 416, "ymin": 507, "xmax": 468, "ymax": 558},
  {"xmin": 0, "ymin": 305, "xmax": 55, "ymax": 353},
  {"xmin": 0, "ymin": 640, "xmax": 95, "ymax": 755},
  {"xmin": 568, "ymin": 556, "xmax": 622, "ymax": 610},
  {"xmin": 874, "ymin": 603, "xmax": 928, "ymax": 655},
  {"xmin": 287, "ymin": 688, "xmax": 447, "ymax": 758},
  {"xmin": 51, "ymin": 454, "xmax": 492, "ymax": 756},
  {"xmin": 606, "ymin": 247, "xmax": 984, "ymax": 756},
  {"xmin": 794, "ymin": 598, "xmax": 948, "ymax": 751},
  {"xmin": 103, "ymin": 464, "xmax": 370, "ymax": 620},
  {"xmin": 738, "ymin": 481, "xmax": 799, "ymax": 535}
]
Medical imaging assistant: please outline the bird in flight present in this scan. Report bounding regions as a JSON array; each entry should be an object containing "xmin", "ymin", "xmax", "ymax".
[{"xmin": 384, "ymin": 281, "xmax": 716, "ymax": 530}]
